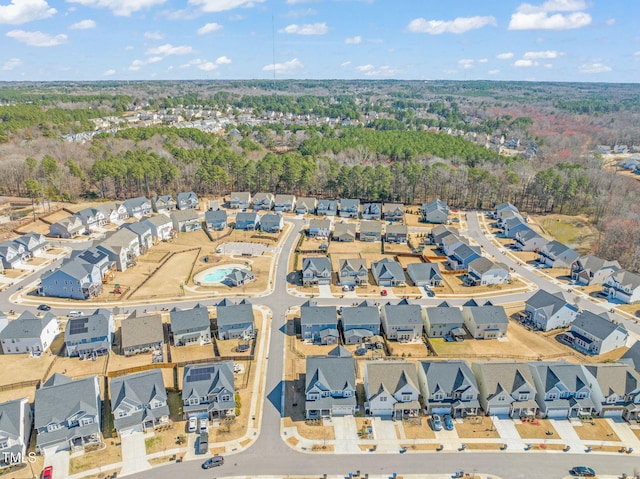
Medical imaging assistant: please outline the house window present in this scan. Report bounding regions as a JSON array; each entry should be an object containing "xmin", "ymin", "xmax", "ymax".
[
  {"xmin": 221, "ymin": 395, "xmax": 230, "ymax": 402},
  {"xmin": 380, "ymin": 396, "xmax": 387, "ymax": 402},
  {"xmin": 80, "ymin": 417, "xmax": 94, "ymax": 426},
  {"xmin": 497, "ymin": 396, "xmax": 506, "ymax": 402},
  {"xmin": 547, "ymin": 393, "xmax": 557, "ymax": 400},
  {"xmin": 402, "ymin": 394, "xmax": 412, "ymax": 402},
  {"xmin": 188, "ymin": 398, "xmax": 199, "ymax": 406},
  {"xmin": 518, "ymin": 394, "xmax": 529, "ymax": 401},
  {"xmin": 433, "ymin": 394, "xmax": 443, "ymax": 401}
]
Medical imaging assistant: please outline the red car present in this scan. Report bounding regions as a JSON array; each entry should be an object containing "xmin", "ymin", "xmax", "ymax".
[
  {"xmin": 380, "ymin": 290, "xmax": 388, "ymax": 296},
  {"xmin": 42, "ymin": 466, "xmax": 53, "ymax": 479}
]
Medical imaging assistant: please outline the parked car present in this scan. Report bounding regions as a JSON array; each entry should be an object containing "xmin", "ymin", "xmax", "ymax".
[
  {"xmin": 380, "ymin": 289, "xmax": 388, "ymax": 296},
  {"xmin": 68, "ymin": 311, "xmax": 84, "ymax": 317},
  {"xmin": 188, "ymin": 417, "xmax": 197, "ymax": 433},
  {"xmin": 570, "ymin": 467, "xmax": 595, "ymax": 477},
  {"xmin": 430, "ymin": 414, "xmax": 443, "ymax": 431},
  {"xmin": 202, "ymin": 456, "xmax": 224, "ymax": 469},
  {"xmin": 41, "ymin": 466, "xmax": 53, "ymax": 479},
  {"xmin": 443, "ymin": 414, "xmax": 454, "ymax": 431},
  {"xmin": 37, "ymin": 304, "xmax": 51, "ymax": 311},
  {"xmin": 199, "ymin": 417, "xmax": 208, "ymax": 432}
]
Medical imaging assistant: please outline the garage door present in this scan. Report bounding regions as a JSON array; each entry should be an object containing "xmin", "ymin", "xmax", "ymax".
[
  {"xmin": 603, "ymin": 409, "xmax": 623, "ymax": 418},
  {"xmin": 546, "ymin": 409, "xmax": 567, "ymax": 419},
  {"xmin": 431, "ymin": 407, "xmax": 451, "ymax": 415},
  {"xmin": 333, "ymin": 407, "xmax": 354, "ymax": 416},
  {"xmin": 489, "ymin": 407, "xmax": 510, "ymax": 416}
]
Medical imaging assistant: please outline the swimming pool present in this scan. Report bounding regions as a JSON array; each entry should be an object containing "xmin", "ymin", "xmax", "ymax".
[
  {"xmin": 203, "ymin": 268, "xmax": 234, "ymax": 283},
  {"xmin": 194, "ymin": 264, "xmax": 253, "ymax": 286}
]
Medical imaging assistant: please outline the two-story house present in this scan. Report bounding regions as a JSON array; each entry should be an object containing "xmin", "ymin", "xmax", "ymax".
[
  {"xmin": 14, "ymin": 233, "xmax": 48, "ymax": 258},
  {"xmin": 301, "ymin": 257, "xmax": 332, "ymax": 286},
  {"xmin": 39, "ymin": 257, "xmax": 103, "ymax": 300},
  {"xmin": 110, "ymin": 369, "xmax": 170, "ymax": 434},
  {"xmin": 371, "ymin": 258, "xmax": 405, "ymax": 287},
  {"xmin": 0, "ymin": 241, "xmax": 28, "ymax": 270},
  {"xmin": 447, "ymin": 243, "xmax": 482, "ymax": 271},
  {"xmin": 124, "ymin": 221, "xmax": 154, "ymax": 252},
  {"xmin": 364, "ymin": 361, "xmax": 420, "ymax": 418},
  {"xmin": 529, "ymin": 362, "xmax": 596, "ymax": 418},
  {"xmin": 583, "ymin": 363, "xmax": 640, "ymax": 420},
  {"xmin": 420, "ymin": 199, "xmax": 450, "ymax": 224},
  {"xmin": 308, "ymin": 219, "xmax": 331, "ymax": 238},
  {"xmin": 142, "ymin": 215, "xmax": 174, "ymax": 242},
  {"xmin": 602, "ymin": 269, "xmax": 640, "ymax": 304},
  {"xmin": 34, "ymin": 374, "xmax": 101, "ymax": 454},
  {"xmin": 537, "ymin": 240, "xmax": 579, "ymax": 269},
  {"xmin": 563, "ymin": 310, "xmax": 628, "ymax": 355},
  {"xmin": 513, "ymin": 227, "xmax": 548, "ymax": 252},
  {"xmin": 176, "ymin": 191, "xmax": 199, "ymax": 210},
  {"xmin": 120, "ymin": 311, "xmax": 164, "ymax": 356},
  {"xmin": 0, "ymin": 397, "xmax": 31, "ymax": 467},
  {"xmin": 73, "ymin": 208, "xmax": 107, "ymax": 231},
  {"xmin": 300, "ymin": 302, "xmax": 338, "ymax": 345},
  {"xmin": 383, "ymin": 203, "xmax": 404, "ymax": 222},
  {"xmin": 204, "ymin": 209, "xmax": 227, "ymax": 231},
  {"xmin": 524, "ymin": 290, "xmax": 578, "ymax": 331},
  {"xmin": 359, "ymin": 221, "xmax": 382, "ymax": 242},
  {"xmin": 407, "ymin": 263, "xmax": 442, "ymax": 288},
  {"xmin": 273, "ymin": 194, "xmax": 296, "ymax": 213},
  {"xmin": 381, "ymin": 299, "xmax": 423, "ymax": 342},
  {"xmin": 98, "ymin": 228, "xmax": 141, "ymax": 271},
  {"xmin": 305, "ymin": 346, "xmax": 357, "ymax": 419},
  {"xmin": 296, "ymin": 197, "xmax": 317, "ymax": 215},
  {"xmin": 465, "ymin": 257, "xmax": 510, "ymax": 286},
  {"xmin": 0, "ymin": 311, "xmax": 59, "ymax": 355},
  {"xmin": 260, "ymin": 213, "xmax": 284, "ymax": 233},
  {"xmin": 461, "ymin": 304, "xmax": 509, "ymax": 339},
  {"xmin": 170, "ymin": 304, "xmax": 211, "ymax": 346},
  {"xmin": 317, "ymin": 199, "xmax": 338, "ymax": 216},
  {"xmin": 151, "ymin": 194, "xmax": 177, "ymax": 214},
  {"xmin": 385, "ymin": 224, "xmax": 408, "ymax": 244},
  {"xmin": 49, "ymin": 216, "xmax": 86, "ymax": 238},
  {"xmin": 338, "ymin": 258, "xmax": 368, "ymax": 287},
  {"xmin": 570, "ymin": 255, "xmax": 620, "ymax": 286},
  {"xmin": 171, "ymin": 210, "xmax": 201, "ymax": 233},
  {"xmin": 228, "ymin": 192, "xmax": 251, "ymax": 210},
  {"xmin": 423, "ymin": 304, "xmax": 465, "ymax": 338},
  {"xmin": 64, "ymin": 309, "xmax": 115, "ymax": 358},
  {"xmin": 216, "ymin": 299, "xmax": 254, "ymax": 340},
  {"xmin": 182, "ymin": 361, "xmax": 236, "ymax": 420},
  {"xmin": 333, "ymin": 223, "xmax": 356, "ymax": 242},
  {"xmin": 99, "ymin": 202, "xmax": 128, "ymax": 223},
  {"xmin": 418, "ymin": 361, "xmax": 480, "ymax": 417},
  {"xmin": 123, "ymin": 197, "xmax": 152, "ymax": 219},
  {"xmin": 340, "ymin": 301, "xmax": 380, "ymax": 345},
  {"xmin": 361, "ymin": 203, "xmax": 382, "ymax": 221},
  {"xmin": 339, "ymin": 199, "xmax": 360, "ymax": 219},
  {"xmin": 252, "ymin": 192, "xmax": 274, "ymax": 211},
  {"xmin": 235, "ymin": 212, "xmax": 260, "ymax": 231}
]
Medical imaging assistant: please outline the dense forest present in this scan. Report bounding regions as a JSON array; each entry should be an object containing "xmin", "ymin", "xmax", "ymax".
[{"xmin": 1, "ymin": 80, "xmax": 640, "ymax": 269}]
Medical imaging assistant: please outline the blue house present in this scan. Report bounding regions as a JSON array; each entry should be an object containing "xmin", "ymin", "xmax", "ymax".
[
  {"xmin": 205, "ymin": 209, "xmax": 227, "ymax": 231},
  {"xmin": 235, "ymin": 212, "xmax": 260, "ymax": 230},
  {"xmin": 216, "ymin": 299, "xmax": 255, "ymax": 340},
  {"xmin": 39, "ymin": 258, "xmax": 103, "ymax": 300},
  {"xmin": 64, "ymin": 309, "xmax": 115, "ymax": 358},
  {"xmin": 300, "ymin": 301, "xmax": 338, "ymax": 345},
  {"xmin": 176, "ymin": 191, "xmax": 199, "ymax": 210},
  {"xmin": 340, "ymin": 301, "xmax": 380, "ymax": 345}
]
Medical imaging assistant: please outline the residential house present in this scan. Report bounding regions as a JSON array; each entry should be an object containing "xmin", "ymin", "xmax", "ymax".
[
  {"xmin": 273, "ymin": 194, "xmax": 296, "ymax": 213},
  {"xmin": 0, "ymin": 310, "xmax": 58, "ymax": 356},
  {"xmin": 123, "ymin": 197, "xmax": 152, "ymax": 219},
  {"xmin": 494, "ymin": 202, "xmax": 519, "ymax": 221},
  {"xmin": 563, "ymin": 310, "xmax": 628, "ymax": 355},
  {"xmin": 14, "ymin": 233, "xmax": 48, "ymax": 257},
  {"xmin": 0, "ymin": 312, "xmax": 7, "ymax": 336},
  {"xmin": 171, "ymin": 210, "xmax": 201, "ymax": 233},
  {"xmin": 381, "ymin": 299, "xmax": 423, "ymax": 342},
  {"xmin": 300, "ymin": 302, "xmax": 338, "ymax": 345},
  {"xmin": 235, "ymin": 212, "xmax": 260, "ymax": 231},
  {"xmin": 64, "ymin": 309, "xmax": 114, "ymax": 358},
  {"xmin": 441, "ymin": 234, "xmax": 469, "ymax": 257},
  {"xmin": 571, "ymin": 255, "xmax": 620, "ymax": 286},
  {"xmin": 97, "ymin": 228, "xmax": 140, "ymax": 271},
  {"xmin": 603, "ymin": 269, "xmax": 640, "ymax": 303},
  {"xmin": 296, "ymin": 197, "xmax": 317, "ymax": 215},
  {"xmin": 363, "ymin": 361, "xmax": 420, "ymax": 418},
  {"xmin": 305, "ymin": 346, "xmax": 357, "ymax": 419},
  {"xmin": 538, "ymin": 240, "xmax": 579, "ymax": 269},
  {"xmin": 224, "ymin": 268, "xmax": 255, "ymax": 287},
  {"xmin": 110, "ymin": 369, "xmax": 170, "ymax": 434},
  {"xmin": 0, "ymin": 397, "xmax": 31, "ymax": 467},
  {"xmin": 34, "ymin": 374, "xmax": 101, "ymax": 453},
  {"xmin": 339, "ymin": 199, "xmax": 360, "ymax": 218},
  {"xmin": 529, "ymin": 362, "xmax": 596, "ymax": 418},
  {"xmin": 208, "ymin": 200, "xmax": 220, "ymax": 211},
  {"xmin": 385, "ymin": 224, "xmax": 408, "ymax": 244},
  {"xmin": 170, "ymin": 304, "xmax": 211, "ymax": 346},
  {"xmin": 69, "ymin": 247, "xmax": 114, "ymax": 282},
  {"xmin": 39, "ymin": 257, "xmax": 103, "ymax": 300},
  {"xmin": 252, "ymin": 192, "xmax": 274, "ymax": 211},
  {"xmin": 359, "ymin": 221, "xmax": 382, "ymax": 242},
  {"xmin": 361, "ymin": 203, "xmax": 382, "ymax": 221},
  {"xmin": 338, "ymin": 258, "xmax": 368, "ymax": 287},
  {"xmin": 513, "ymin": 227, "xmax": 548, "ymax": 252},
  {"xmin": 418, "ymin": 361, "xmax": 480, "ymax": 417},
  {"xmin": 301, "ymin": 257, "xmax": 332, "ymax": 286},
  {"xmin": 371, "ymin": 258, "xmax": 405, "ymax": 287},
  {"xmin": 308, "ymin": 219, "xmax": 331, "ymax": 238},
  {"xmin": 49, "ymin": 216, "xmax": 85, "ymax": 238},
  {"xmin": 260, "ymin": 213, "xmax": 284, "ymax": 233},
  {"xmin": 340, "ymin": 301, "xmax": 380, "ymax": 345},
  {"xmin": 502, "ymin": 216, "xmax": 528, "ymax": 239},
  {"xmin": 423, "ymin": 304, "xmax": 465, "ymax": 338},
  {"xmin": 176, "ymin": 191, "xmax": 199, "ymax": 210},
  {"xmin": 614, "ymin": 144, "xmax": 629, "ymax": 154},
  {"xmin": 120, "ymin": 311, "xmax": 164, "ymax": 356},
  {"xmin": 317, "ymin": 199, "xmax": 338, "ymax": 216},
  {"xmin": 204, "ymin": 209, "xmax": 227, "ymax": 231},
  {"xmin": 594, "ymin": 145, "xmax": 611, "ymax": 155},
  {"xmin": 0, "ymin": 241, "xmax": 29, "ymax": 269},
  {"xmin": 142, "ymin": 215, "xmax": 174, "ymax": 242},
  {"xmin": 448, "ymin": 243, "xmax": 482, "ymax": 271},
  {"xmin": 461, "ymin": 304, "xmax": 509, "ymax": 339},
  {"xmin": 472, "ymin": 361, "xmax": 539, "ymax": 418},
  {"xmin": 621, "ymin": 342, "xmax": 640, "ymax": 374},
  {"xmin": 216, "ymin": 299, "xmax": 254, "ymax": 340},
  {"xmin": 182, "ymin": 361, "xmax": 236, "ymax": 420},
  {"xmin": 333, "ymin": 223, "xmax": 356, "ymax": 242},
  {"xmin": 74, "ymin": 208, "xmax": 106, "ymax": 231},
  {"xmin": 382, "ymin": 203, "xmax": 404, "ymax": 222},
  {"xmin": 525, "ymin": 290, "xmax": 578, "ymax": 331},
  {"xmin": 583, "ymin": 363, "xmax": 640, "ymax": 419},
  {"xmin": 420, "ymin": 199, "xmax": 450, "ymax": 224},
  {"xmin": 99, "ymin": 202, "xmax": 128, "ymax": 223},
  {"xmin": 465, "ymin": 257, "xmax": 510, "ymax": 286},
  {"xmin": 124, "ymin": 221, "xmax": 154, "ymax": 252},
  {"xmin": 428, "ymin": 225, "xmax": 459, "ymax": 247},
  {"xmin": 151, "ymin": 195, "xmax": 176, "ymax": 214},
  {"xmin": 228, "ymin": 192, "xmax": 251, "ymax": 210},
  {"xmin": 407, "ymin": 263, "xmax": 442, "ymax": 288}
]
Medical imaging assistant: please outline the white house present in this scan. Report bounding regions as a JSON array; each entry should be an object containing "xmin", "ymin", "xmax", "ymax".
[{"xmin": 0, "ymin": 311, "xmax": 59, "ymax": 355}]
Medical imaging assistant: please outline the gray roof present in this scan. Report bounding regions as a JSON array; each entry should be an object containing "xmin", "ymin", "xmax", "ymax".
[
  {"xmin": 124, "ymin": 221, "xmax": 152, "ymax": 237},
  {"xmin": 386, "ymin": 224, "xmax": 408, "ymax": 235},
  {"xmin": 383, "ymin": 300, "xmax": 422, "ymax": 326},
  {"xmin": 176, "ymin": 191, "xmax": 197, "ymax": 204},
  {"xmin": 143, "ymin": 215, "xmax": 172, "ymax": 227},
  {"xmin": 473, "ymin": 361, "xmax": 537, "ymax": 399},
  {"xmin": 260, "ymin": 213, "xmax": 283, "ymax": 228},
  {"xmin": 573, "ymin": 255, "xmax": 620, "ymax": 274},
  {"xmin": 70, "ymin": 246, "xmax": 110, "ymax": 266},
  {"xmin": 530, "ymin": 361, "xmax": 591, "ymax": 394},
  {"xmin": 609, "ymin": 269, "xmax": 640, "ymax": 290},
  {"xmin": 468, "ymin": 257, "xmax": 508, "ymax": 275},
  {"xmin": 583, "ymin": 363, "xmax": 640, "ymax": 397},
  {"xmin": 362, "ymin": 203, "xmax": 382, "ymax": 215},
  {"xmin": 65, "ymin": 310, "xmax": 112, "ymax": 343},
  {"xmin": 41, "ymin": 257, "xmax": 97, "ymax": 283},
  {"xmin": 318, "ymin": 199, "xmax": 338, "ymax": 210},
  {"xmin": 495, "ymin": 202, "xmax": 518, "ymax": 213},
  {"xmin": 216, "ymin": 300, "xmax": 253, "ymax": 327},
  {"xmin": 407, "ymin": 263, "xmax": 442, "ymax": 282},
  {"xmin": 571, "ymin": 310, "xmax": 627, "ymax": 341},
  {"xmin": 542, "ymin": 240, "xmax": 579, "ymax": 260},
  {"xmin": 303, "ymin": 257, "xmax": 332, "ymax": 274},
  {"xmin": 35, "ymin": 374, "xmax": 99, "ymax": 431},
  {"xmin": 274, "ymin": 194, "xmax": 295, "ymax": 204},
  {"xmin": 372, "ymin": 258, "xmax": 405, "ymax": 282},
  {"xmin": 360, "ymin": 221, "xmax": 382, "ymax": 234},
  {"xmin": 517, "ymin": 227, "xmax": 546, "ymax": 243},
  {"xmin": 253, "ymin": 192, "xmax": 274, "ymax": 204},
  {"xmin": 306, "ymin": 349, "xmax": 356, "ymax": 403},
  {"xmin": 123, "ymin": 196, "xmax": 150, "ymax": 210},
  {"xmin": 339, "ymin": 198, "xmax": 360, "ymax": 210},
  {"xmin": 230, "ymin": 191, "xmax": 251, "ymax": 202},
  {"xmin": 297, "ymin": 197, "xmax": 317, "ymax": 210},
  {"xmin": 339, "ymin": 258, "xmax": 367, "ymax": 274},
  {"xmin": 170, "ymin": 304, "xmax": 210, "ymax": 334},
  {"xmin": 621, "ymin": 342, "xmax": 640, "ymax": 372},
  {"xmin": 526, "ymin": 290, "xmax": 574, "ymax": 316},
  {"xmin": 425, "ymin": 305, "xmax": 464, "ymax": 326},
  {"xmin": 366, "ymin": 361, "xmax": 418, "ymax": 396},
  {"xmin": 0, "ymin": 311, "xmax": 57, "ymax": 340},
  {"xmin": 340, "ymin": 303, "xmax": 380, "ymax": 328},
  {"xmin": 419, "ymin": 360, "xmax": 478, "ymax": 395},
  {"xmin": 205, "ymin": 209, "xmax": 227, "ymax": 223},
  {"xmin": 171, "ymin": 209, "xmax": 199, "ymax": 222},
  {"xmin": 421, "ymin": 199, "xmax": 449, "ymax": 213},
  {"xmin": 301, "ymin": 305, "xmax": 338, "ymax": 327},
  {"xmin": 111, "ymin": 369, "xmax": 169, "ymax": 431},
  {"xmin": 0, "ymin": 398, "xmax": 26, "ymax": 439},
  {"xmin": 450, "ymin": 243, "xmax": 481, "ymax": 261},
  {"xmin": 462, "ymin": 305, "xmax": 509, "ymax": 325},
  {"xmin": 309, "ymin": 219, "xmax": 331, "ymax": 230},
  {"xmin": 101, "ymin": 228, "xmax": 138, "ymax": 249},
  {"xmin": 120, "ymin": 312, "xmax": 164, "ymax": 349},
  {"xmin": 334, "ymin": 223, "xmax": 356, "ymax": 239},
  {"xmin": 182, "ymin": 361, "xmax": 235, "ymax": 403}
]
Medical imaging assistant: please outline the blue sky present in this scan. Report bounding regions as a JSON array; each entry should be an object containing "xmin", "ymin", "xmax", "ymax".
[{"xmin": 0, "ymin": 0, "xmax": 637, "ymax": 82}]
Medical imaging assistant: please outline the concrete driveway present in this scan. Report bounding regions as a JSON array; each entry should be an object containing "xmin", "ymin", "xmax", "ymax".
[
  {"xmin": 371, "ymin": 418, "xmax": 399, "ymax": 452},
  {"xmin": 120, "ymin": 432, "xmax": 151, "ymax": 476},
  {"xmin": 331, "ymin": 416, "xmax": 360, "ymax": 453},
  {"xmin": 44, "ymin": 450, "xmax": 69, "ymax": 479}
]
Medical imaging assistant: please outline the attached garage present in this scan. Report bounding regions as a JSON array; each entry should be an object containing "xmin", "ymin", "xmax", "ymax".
[
  {"xmin": 602, "ymin": 409, "xmax": 623, "ymax": 418},
  {"xmin": 545, "ymin": 408, "xmax": 568, "ymax": 419},
  {"xmin": 430, "ymin": 406, "xmax": 452, "ymax": 415},
  {"xmin": 488, "ymin": 406, "xmax": 511, "ymax": 416}
]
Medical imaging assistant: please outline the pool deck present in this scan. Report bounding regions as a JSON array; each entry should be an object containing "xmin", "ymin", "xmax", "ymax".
[{"xmin": 194, "ymin": 263, "xmax": 251, "ymax": 286}]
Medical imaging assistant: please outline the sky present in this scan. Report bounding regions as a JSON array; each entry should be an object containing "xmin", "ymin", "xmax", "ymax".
[{"xmin": 0, "ymin": 0, "xmax": 638, "ymax": 83}]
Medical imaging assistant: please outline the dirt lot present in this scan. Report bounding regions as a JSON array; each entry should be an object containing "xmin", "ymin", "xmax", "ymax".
[
  {"xmin": 455, "ymin": 416, "xmax": 500, "ymax": 438},
  {"xmin": 0, "ymin": 351, "xmax": 55, "ymax": 386},
  {"xmin": 515, "ymin": 419, "xmax": 558, "ymax": 439},
  {"xmin": 329, "ymin": 240, "xmax": 382, "ymax": 255},
  {"xmin": 532, "ymin": 214, "xmax": 597, "ymax": 254},
  {"xmin": 169, "ymin": 343, "xmax": 216, "ymax": 364},
  {"xmin": 283, "ymin": 417, "xmax": 335, "ymax": 441},
  {"xmin": 46, "ymin": 354, "xmax": 108, "ymax": 380},
  {"xmin": 441, "ymin": 272, "xmax": 529, "ymax": 296},
  {"xmin": 386, "ymin": 340, "xmax": 430, "ymax": 359},
  {"xmin": 401, "ymin": 419, "xmax": 436, "ymax": 439},
  {"xmin": 573, "ymin": 419, "xmax": 621, "ymax": 442}
]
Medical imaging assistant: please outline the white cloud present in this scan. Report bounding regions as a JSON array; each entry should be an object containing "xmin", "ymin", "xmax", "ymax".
[
  {"xmin": 198, "ymin": 62, "xmax": 217, "ymax": 71},
  {"xmin": 635, "ymin": 51, "xmax": 640, "ymax": 57},
  {"xmin": 341, "ymin": 61, "xmax": 352, "ymax": 67},
  {"xmin": 478, "ymin": 58, "xmax": 488, "ymax": 63},
  {"xmin": 144, "ymin": 31, "xmax": 164, "ymax": 40},
  {"xmin": 6, "ymin": 29, "xmax": 67, "ymax": 46},
  {"xmin": 262, "ymin": 58, "xmax": 304, "ymax": 74},
  {"xmin": 188, "ymin": 0, "xmax": 265, "ymax": 13},
  {"xmin": 145, "ymin": 43, "xmax": 193, "ymax": 56},
  {"xmin": 103, "ymin": 69, "xmax": 116, "ymax": 76},
  {"xmin": 523, "ymin": 50, "xmax": 562, "ymax": 59},
  {"xmin": 0, "ymin": 0, "xmax": 56, "ymax": 25},
  {"xmin": 286, "ymin": 0, "xmax": 318, "ymax": 3},
  {"xmin": 458, "ymin": 59, "xmax": 475, "ymax": 69},
  {"xmin": 196, "ymin": 57, "xmax": 232, "ymax": 71},
  {"xmin": 279, "ymin": 22, "xmax": 328, "ymax": 35},
  {"xmin": 69, "ymin": 19, "xmax": 96, "ymax": 29},
  {"xmin": 124, "ymin": 45, "xmax": 134, "ymax": 50},
  {"xmin": 488, "ymin": 69, "xmax": 500, "ymax": 75},
  {"xmin": 579, "ymin": 63, "xmax": 611, "ymax": 73},
  {"xmin": 67, "ymin": 0, "xmax": 167, "ymax": 17},
  {"xmin": 605, "ymin": 18, "xmax": 615, "ymax": 25},
  {"xmin": 514, "ymin": 59, "xmax": 538, "ymax": 67},
  {"xmin": 128, "ymin": 56, "xmax": 163, "ymax": 71},
  {"xmin": 197, "ymin": 22, "xmax": 222, "ymax": 34},
  {"xmin": 496, "ymin": 52, "xmax": 514, "ymax": 59},
  {"xmin": 406, "ymin": 16, "xmax": 496, "ymax": 34},
  {"xmin": 283, "ymin": 8, "xmax": 317, "ymax": 18},
  {"xmin": 1, "ymin": 58, "xmax": 22, "ymax": 70},
  {"xmin": 345, "ymin": 35, "xmax": 361, "ymax": 44},
  {"xmin": 361, "ymin": 65, "xmax": 402, "ymax": 77},
  {"xmin": 356, "ymin": 64, "xmax": 374, "ymax": 72},
  {"xmin": 508, "ymin": 0, "xmax": 591, "ymax": 30}
]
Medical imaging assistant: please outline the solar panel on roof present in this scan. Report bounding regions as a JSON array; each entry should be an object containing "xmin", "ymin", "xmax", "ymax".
[{"xmin": 69, "ymin": 317, "xmax": 89, "ymax": 335}]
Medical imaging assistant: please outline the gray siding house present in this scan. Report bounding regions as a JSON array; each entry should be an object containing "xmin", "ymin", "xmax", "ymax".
[
  {"xmin": 49, "ymin": 216, "xmax": 85, "ymax": 238},
  {"xmin": 529, "ymin": 362, "xmax": 595, "ymax": 418},
  {"xmin": 461, "ymin": 304, "xmax": 509, "ymax": 339},
  {"xmin": 300, "ymin": 303, "xmax": 338, "ymax": 345},
  {"xmin": 120, "ymin": 311, "xmax": 164, "ymax": 356},
  {"xmin": 371, "ymin": 258, "xmax": 405, "ymax": 287},
  {"xmin": 339, "ymin": 199, "xmax": 360, "ymax": 218},
  {"xmin": 274, "ymin": 194, "xmax": 296, "ymax": 212},
  {"xmin": 123, "ymin": 197, "xmax": 152, "ymax": 219},
  {"xmin": 64, "ymin": 309, "xmax": 115, "ymax": 358},
  {"xmin": 338, "ymin": 258, "xmax": 368, "ymax": 287},
  {"xmin": 571, "ymin": 255, "xmax": 620, "ymax": 286},
  {"xmin": 333, "ymin": 223, "xmax": 356, "ymax": 242},
  {"xmin": 182, "ymin": 362, "xmax": 236, "ymax": 420},
  {"xmin": 538, "ymin": 240, "xmax": 579, "ymax": 269},
  {"xmin": 253, "ymin": 192, "xmax": 274, "ymax": 211},
  {"xmin": 361, "ymin": 203, "xmax": 382, "ymax": 221},
  {"xmin": 170, "ymin": 304, "xmax": 211, "ymax": 346},
  {"xmin": 124, "ymin": 221, "xmax": 154, "ymax": 252},
  {"xmin": 524, "ymin": 290, "xmax": 578, "ymax": 331},
  {"xmin": 424, "ymin": 304, "xmax": 465, "ymax": 338},
  {"xmin": 385, "ymin": 224, "xmax": 408, "ymax": 243},
  {"xmin": 513, "ymin": 227, "xmax": 548, "ymax": 252},
  {"xmin": 603, "ymin": 269, "xmax": 640, "ymax": 304},
  {"xmin": 407, "ymin": 263, "xmax": 443, "ymax": 287},
  {"xmin": 229, "ymin": 192, "xmax": 251, "ymax": 210},
  {"xmin": 359, "ymin": 221, "xmax": 382, "ymax": 242},
  {"xmin": 0, "ymin": 311, "xmax": 59, "ymax": 355},
  {"xmin": 143, "ymin": 215, "xmax": 174, "ymax": 242},
  {"xmin": 302, "ymin": 257, "xmax": 332, "ymax": 286},
  {"xmin": 421, "ymin": 199, "xmax": 450, "ymax": 224},
  {"xmin": 260, "ymin": 213, "xmax": 284, "ymax": 233},
  {"xmin": 465, "ymin": 257, "xmax": 510, "ymax": 286},
  {"xmin": 171, "ymin": 210, "xmax": 202, "ymax": 232},
  {"xmin": 296, "ymin": 197, "xmax": 317, "ymax": 215},
  {"xmin": 204, "ymin": 209, "xmax": 227, "ymax": 231},
  {"xmin": 0, "ymin": 397, "xmax": 31, "ymax": 467},
  {"xmin": 176, "ymin": 191, "xmax": 199, "ymax": 210},
  {"xmin": 317, "ymin": 199, "xmax": 338, "ymax": 216},
  {"xmin": 364, "ymin": 361, "xmax": 420, "ymax": 418},
  {"xmin": 152, "ymin": 195, "xmax": 176, "ymax": 214},
  {"xmin": 216, "ymin": 299, "xmax": 254, "ymax": 340},
  {"xmin": 308, "ymin": 219, "xmax": 331, "ymax": 238},
  {"xmin": 340, "ymin": 301, "xmax": 380, "ymax": 345},
  {"xmin": 383, "ymin": 203, "xmax": 404, "ymax": 222},
  {"xmin": 235, "ymin": 212, "xmax": 260, "ymax": 231},
  {"xmin": 418, "ymin": 361, "xmax": 480, "ymax": 417},
  {"xmin": 381, "ymin": 299, "xmax": 423, "ymax": 342},
  {"xmin": 472, "ymin": 361, "xmax": 539, "ymax": 417},
  {"xmin": 583, "ymin": 363, "xmax": 640, "ymax": 419},
  {"xmin": 563, "ymin": 311, "xmax": 628, "ymax": 355}
]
